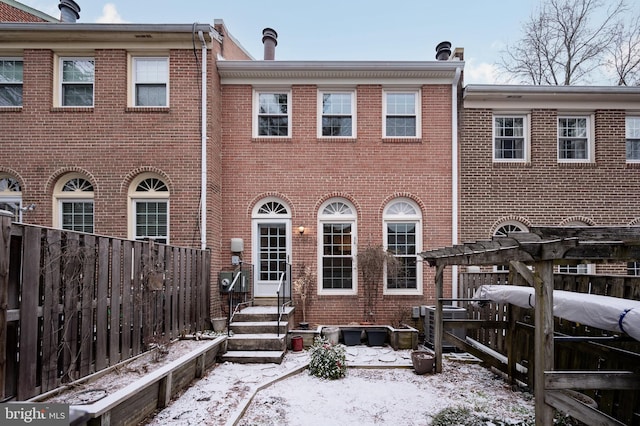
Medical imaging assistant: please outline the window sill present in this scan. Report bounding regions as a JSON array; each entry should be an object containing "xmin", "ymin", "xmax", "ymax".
[
  {"xmin": 251, "ymin": 137, "xmax": 292, "ymax": 143},
  {"xmin": 317, "ymin": 290, "xmax": 357, "ymax": 297},
  {"xmin": 382, "ymin": 138, "xmax": 422, "ymax": 144},
  {"xmin": 126, "ymin": 107, "xmax": 170, "ymax": 113},
  {"xmin": 317, "ymin": 138, "xmax": 356, "ymax": 143},
  {"xmin": 0, "ymin": 106, "xmax": 22, "ymax": 112},
  {"xmin": 557, "ymin": 161, "xmax": 596, "ymax": 168},
  {"xmin": 51, "ymin": 107, "xmax": 94, "ymax": 113},
  {"xmin": 492, "ymin": 161, "xmax": 531, "ymax": 168},
  {"xmin": 383, "ymin": 289, "xmax": 422, "ymax": 296}
]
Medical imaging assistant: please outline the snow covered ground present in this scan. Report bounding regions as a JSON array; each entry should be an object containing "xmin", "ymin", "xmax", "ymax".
[{"xmin": 143, "ymin": 346, "xmax": 535, "ymax": 425}]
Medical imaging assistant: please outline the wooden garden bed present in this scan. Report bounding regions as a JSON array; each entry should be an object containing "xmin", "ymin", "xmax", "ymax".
[{"xmin": 34, "ymin": 336, "xmax": 226, "ymax": 426}]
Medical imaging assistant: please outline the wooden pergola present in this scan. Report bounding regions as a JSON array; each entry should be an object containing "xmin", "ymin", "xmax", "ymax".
[{"xmin": 419, "ymin": 226, "xmax": 640, "ymax": 426}]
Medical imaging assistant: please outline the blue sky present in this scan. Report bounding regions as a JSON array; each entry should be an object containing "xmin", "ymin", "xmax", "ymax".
[{"xmin": 18, "ymin": 0, "xmax": 549, "ymax": 84}]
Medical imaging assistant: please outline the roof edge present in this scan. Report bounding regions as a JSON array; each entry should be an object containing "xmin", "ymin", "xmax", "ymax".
[{"xmin": 0, "ymin": 0, "xmax": 58, "ymax": 22}]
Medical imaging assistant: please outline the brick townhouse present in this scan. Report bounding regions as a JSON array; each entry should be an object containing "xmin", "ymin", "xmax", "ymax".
[
  {"xmin": 218, "ymin": 35, "xmax": 463, "ymax": 325},
  {"xmin": 0, "ymin": 0, "xmax": 251, "ymax": 311},
  {"xmin": 459, "ymin": 84, "xmax": 640, "ymax": 275},
  {"xmin": 5, "ymin": 0, "xmax": 639, "ymax": 329}
]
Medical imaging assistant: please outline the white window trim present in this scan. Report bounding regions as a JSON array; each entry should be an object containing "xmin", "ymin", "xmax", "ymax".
[
  {"xmin": 382, "ymin": 199, "xmax": 422, "ymax": 296},
  {"xmin": 253, "ymin": 89, "xmax": 292, "ymax": 138},
  {"xmin": 0, "ymin": 57, "xmax": 23, "ymax": 108},
  {"xmin": 317, "ymin": 198, "xmax": 357, "ymax": 296},
  {"xmin": 382, "ymin": 89, "xmax": 421, "ymax": 139},
  {"xmin": 0, "ymin": 196, "xmax": 22, "ymax": 222},
  {"xmin": 57, "ymin": 198, "xmax": 94, "ymax": 232},
  {"xmin": 557, "ymin": 263, "xmax": 595, "ymax": 274},
  {"xmin": 557, "ymin": 114, "xmax": 594, "ymax": 163},
  {"xmin": 57, "ymin": 56, "xmax": 95, "ymax": 108},
  {"xmin": 129, "ymin": 56, "xmax": 170, "ymax": 108},
  {"xmin": 317, "ymin": 90, "xmax": 356, "ymax": 139},
  {"xmin": 492, "ymin": 221, "xmax": 528, "ymax": 272},
  {"xmin": 127, "ymin": 174, "xmax": 170, "ymax": 243},
  {"xmin": 492, "ymin": 114, "xmax": 530, "ymax": 163},
  {"xmin": 251, "ymin": 198, "xmax": 292, "ymax": 297},
  {"xmin": 625, "ymin": 116, "xmax": 640, "ymax": 164},
  {"xmin": 52, "ymin": 174, "xmax": 94, "ymax": 230}
]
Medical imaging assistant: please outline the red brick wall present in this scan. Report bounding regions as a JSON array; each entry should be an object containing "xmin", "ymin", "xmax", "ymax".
[
  {"xmin": 459, "ymin": 107, "xmax": 637, "ymax": 274},
  {"xmin": 214, "ymin": 23, "xmax": 253, "ymax": 60},
  {"xmin": 0, "ymin": 2, "xmax": 53, "ymax": 22},
  {"xmin": 220, "ymin": 83, "xmax": 455, "ymax": 325}
]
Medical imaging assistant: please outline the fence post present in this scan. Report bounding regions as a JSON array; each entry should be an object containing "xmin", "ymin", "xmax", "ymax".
[{"xmin": 0, "ymin": 210, "xmax": 12, "ymax": 400}]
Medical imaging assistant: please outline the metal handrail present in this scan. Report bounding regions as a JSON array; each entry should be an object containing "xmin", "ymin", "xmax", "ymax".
[
  {"xmin": 276, "ymin": 271, "xmax": 285, "ymax": 337},
  {"xmin": 227, "ymin": 270, "xmax": 243, "ymax": 337},
  {"xmin": 275, "ymin": 263, "xmax": 293, "ymax": 337}
]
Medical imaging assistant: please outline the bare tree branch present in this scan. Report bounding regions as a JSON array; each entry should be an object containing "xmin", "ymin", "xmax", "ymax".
[
  {"xmin": 609, "ymin": 15, "xmax": 640, "ymax": 85},
  {"xmin": 498, "ymin": 0, "xmax": 628, "ymax": 85}
]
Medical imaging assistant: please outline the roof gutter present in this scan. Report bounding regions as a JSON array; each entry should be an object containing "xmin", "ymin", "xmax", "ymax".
[
  {"xmin": 451, "ymin": 66, "xmax": 462, "ymax": 303},
  {"xmin": 198, "ymin": 29, "xmax": 208, "ymax": 251},
  {"xmin": 0, "ymin": 22, "xmax": 215, "ymax": 33}
]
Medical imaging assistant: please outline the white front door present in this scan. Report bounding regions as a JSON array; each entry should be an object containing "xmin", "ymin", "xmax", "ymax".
[
  {"xmin": 251, "ymin": 198, "xmax": 292, "ymax": 298},
  {"xmin": 253, "ymin": 220, "xmax": 291, "ymax": 297}
]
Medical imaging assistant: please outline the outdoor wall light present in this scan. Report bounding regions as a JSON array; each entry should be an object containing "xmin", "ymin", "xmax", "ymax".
[{"xmin": 298, "ymin": 225, "xmax": 305, "ymax": 235}]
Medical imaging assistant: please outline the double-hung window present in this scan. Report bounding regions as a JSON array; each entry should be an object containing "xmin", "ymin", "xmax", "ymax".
[
  {"xmin": 626, "ymin": 116, "xmax": 640, "ymax": 162},
  {"xmin": 255, "ymin": 91, "xmax": 290, "ymax": 137},
  {"xmin": 494, "ymin": 115, "xmax": 528, "ymax": 161},
  {"xmin": 384, "ymin": 199, "xmax": 422, "ymax": 294},
  {"xmin": 129, "ymin": 175, "xmax": 169, "ymax": 244},
  {"xmin": 318, "ymin": 199, "xmax": 357, "ymax": 294},
  {"xmin": 493, "ymin": 222, "xmax": 527, "ymax": 272},
  {"xmin": 558, "ymin": 116, "xmax": 592, "ymax": 162},
  {"xmin": 55, "ymin": 176, "xmax": 94, "ymax": 233},
  {"xmin": 60, "ymin": 58, "xmax": 94, "ymax": 107},
  {"xmin": 319, "ymin": 91, "xmax": 354, "ymax": 137},
  {"xmin": 0, "ymin": 58, "xmax": 23, "ymax": 107},
  {"xmin": 384, "ymin": 90, "xmax": 420, "ymax": 138},
  {"xmin": 133, "ymin": 57, "xmax": 169, "ymax": 107},
  {"xmin": 0, "ymin": 175, "xmax": 22, "ymax": 222}
]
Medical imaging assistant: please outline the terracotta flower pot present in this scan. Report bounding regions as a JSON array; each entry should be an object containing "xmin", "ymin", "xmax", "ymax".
[{"xmin": 411, "ymin": 350, "xmax": 435, "ymax": 375}]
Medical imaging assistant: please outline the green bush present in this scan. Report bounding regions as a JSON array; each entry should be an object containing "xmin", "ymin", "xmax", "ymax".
[
  {"xmin": 308, "ymin": 337, "xmax": 347, "ymax": 380},
  {"xmin": 430, "ymin": 406, "xmax": 535, "ymax": 426}
]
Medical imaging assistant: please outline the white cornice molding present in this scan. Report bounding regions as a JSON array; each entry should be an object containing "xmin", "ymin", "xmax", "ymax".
[
  {"xmin": 464, "ymin": 84, "xmax": 640, "ymax": 110},
  {"xmin": 218, "ymin": 60, "xmax": 464, "ymax": 83}
]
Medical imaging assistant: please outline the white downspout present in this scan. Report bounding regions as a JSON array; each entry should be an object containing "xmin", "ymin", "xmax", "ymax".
[
  {"xmin": 198, "ymin": 30, "xmax": 207, "ymax": 250},
  {"xmin": 451, "ymin": 66, "xmax": 462, "ymax": 303}
]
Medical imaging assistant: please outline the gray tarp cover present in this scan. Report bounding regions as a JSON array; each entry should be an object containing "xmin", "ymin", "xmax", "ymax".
[{"xmin": 473, "ymin": 285, "xmax": 640, "ymax": 342}]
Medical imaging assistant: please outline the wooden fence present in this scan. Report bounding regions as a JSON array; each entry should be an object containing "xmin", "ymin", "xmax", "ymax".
[
  {"xmin": 0, "ymin": 212, "xmax": 211, "ymax": 401},
  {"xmin": 458, "ymin": 271, "xmax": 640, "ymax": 425}
]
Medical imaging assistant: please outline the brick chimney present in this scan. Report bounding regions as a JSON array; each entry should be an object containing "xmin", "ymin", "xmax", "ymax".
[
  {"xmin": 262, "ymin": 28, "xmax": 278, "ymax": 60},
  {"xmin": 59, "ymin": 0, "xmax": 80, "ymax": 22}
]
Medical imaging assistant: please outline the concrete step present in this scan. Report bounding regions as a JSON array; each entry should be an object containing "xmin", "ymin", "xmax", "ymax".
[
  {"xmin": 220, "ymin": 350, "xmax": 285, "ymax": 364},
  {"xmin": 233, "ymin": 306, "xmax": 294, "ymax": 322},
  {"xmin": 227, "ymin": 333, "xmax": 286, "ymax": 351},
  {"xmin": 230, "ymin": 320, "xmax": 289, "ymax": 335}
]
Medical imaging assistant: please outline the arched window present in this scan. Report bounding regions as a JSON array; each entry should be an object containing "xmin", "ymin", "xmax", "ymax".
[
  {"xmin": 54, "ymin": 174, "xmax": 94, "ymax": 233},
  {"xmin": 493, "ymin": 221, "xmax": 528, "ymax": 272},
  {"xmin": 129, "ymin": 174, "xmax": 169, "ymax": 243},
  {"xmin": 0, "ymin": 175, "xmax": 22, "ymax": 222},
  {"xmin": 383, "ymin": 198, "xmax": 422, "ymax": 294},
  {"xmin": 252, "ymin": 198, "xmax": 291, "ymax": 297},
  {"xmin": 558, "ymin": 221, "xmax": 593, "ymax": 274},
  {"xmin": 318, "ymin": 198, "xmax": 357, "ymax": 294}
]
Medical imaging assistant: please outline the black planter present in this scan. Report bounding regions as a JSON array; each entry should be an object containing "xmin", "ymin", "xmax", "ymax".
[
  {"xmin": 298, "ymin": 322, "xmax": 309, "ymax": 330},
  {"xmin": 366, "ymin": 328, "xmax": 387, "ymax": 347},
  {"xmin": 341, "ymin": 328, "xmax": 362, "ymax": 346}
]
